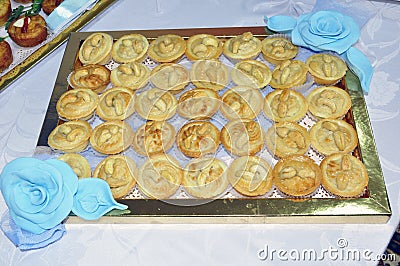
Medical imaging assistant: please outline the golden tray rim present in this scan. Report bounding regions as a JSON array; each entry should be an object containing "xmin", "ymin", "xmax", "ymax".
[
  {"xmin": 0, "ymin": 0, "xmax": 118, "ymax": 93},
  {"xmin": 37, "ymin": 26, "xmax": 391, "ymax": 224}
]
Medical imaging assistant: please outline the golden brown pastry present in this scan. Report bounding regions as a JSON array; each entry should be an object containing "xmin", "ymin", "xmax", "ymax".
[
  {"xmin": 56, "ymin": 88, "xmax": 98, "ymax": 121},
  {"xmin": 112, "ymin": 33, "xmax": 149, "ymax": 63},
  {"xmin": 320, "ymin": 153, "xmax": 368, "ymax": 197},
  {"xmin": 176, "ymin": 121, "xmax": 220, "ymax": 158},
  {"xmin": 220, "ymin": 86, "xmax": 263, "ymax": 121},
  {"xmin": 228, "ymin": 155, "xmax": 273, "ymax": 197},
  {"xmin": 69, "ymin": 64, "xmax": 111, "ymax": 93},
  {"xmin": 13, "ymin": 0, "xmax": 32, "ymax": 3},
  {"xmin": 185, "ymin": 34, "xmax": 223, "ymax": 60},
  {"xmin": 110, "ymin": 62, "xmax": 150, "ymax": 90},
  {"xmin": 231, "ymin": 60, "xmax": 272, "ymax": 89},
  {"xmin": 132, "ymin": 121, "xmax": 176, "ymax": 156},
  {"xmin": 265, "ymin": 122, "xmax": 310, "ymax": 158},
  {"xmin": 306, "ymin": 53, "xmax": 348, "ymax": 85},
  {"xmin": 78, "ymin": 32, "xmax": 113, "ymax": 65},
  {"xmin": 261, "ymin": 37, "xmax": 298, "ymax": 65},
  {"xmin": 306, "ymin": 86, "xmax": 352, "ymax": 119},
  {"xmin": 177, "ymin": 88, "xmax": 220, "ymax": 120},
  {"xmin": 148, "ymin": 34, "xmax": 186, "ymax": 63},
  {"xmin": 135, "ymin": 88, "xmax": 177, "ymax": 121},
  {"xmin": 273, "ymin": 155, "xmax": 322, "ymax": 197},
  {"xmin": 189, "ymin": 59, "xmax": 230, "ymax": 91},
  {"xmin": 263, "ymin": 89, "xmax": 308, "ymax": 122},
  {"xmin": 310, "ymin": 119, "xmax": 358, "ymax": 156},
  {"xmin": 96, "ymin": 87, "xmax": 135, "ymax": 121},
  {"xmin": 0, "ymin": 40, "xmax": 12, "ymax": 72},
  {"xmin": 7, "ymin": 15, "xmax": 47, "ymax": 47},
  {"xmin": 57, "ymin": 153, "xmax": 91, "ymax": 179},
  {"xmin": 221, "ymin": 120, "xmax": 264, "ymax": 156},
  {"xmin": 0, "ymin": 0, "xmax": 11, "ymax": 27},
  {"xmin": 42, "ymin": 0, "xmax": 64, "ymax": 15},
  {"xmin": 137, "ymin": 154, "xmax": 183, "ymax": 199},
  {"xmin": 270, "ymin": 60, "xmax": 308, "ymax": 90},
  {"xmin": 48, "ymin": 120, "xmax": 92, "ymax": 153},
  {"xmin": 223, "ymin": 32, "xmax": 262, "ymax": 61},
  {"xmin": 183, "ymin": 157, "xmax": 229, "ymax": 198},
  {"xmin": 90, "ymin": 120, "xmax": 134, "ymax": 155},
  {"xmin": 150, "ymin": 63, "xmax": 189, "ymax": 94},
  {"xmin": 93, "ymin": 155, "xmax": 138, "ymax": 199}
]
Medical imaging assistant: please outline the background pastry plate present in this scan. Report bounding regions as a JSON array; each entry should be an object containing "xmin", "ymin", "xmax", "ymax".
[
  {"xmin": 0, "ymin": 0, "xmax": 117, "ymax": 93},
  {"xmin": 35, "ymin": 26, "xmax": 391, "ymax": 224}
]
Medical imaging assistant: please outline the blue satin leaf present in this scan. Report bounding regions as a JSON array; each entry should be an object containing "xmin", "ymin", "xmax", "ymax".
[
  {"xmin": 265, "ymin": 15, "xmax": 297, "ymax": 34},
  {"xmin": 342, "ymin": 47, "xmax": 373, "ymax": 94},
  {"xmin": 72, "ymin": 178, "xmax": 127, "ymax": 221}
]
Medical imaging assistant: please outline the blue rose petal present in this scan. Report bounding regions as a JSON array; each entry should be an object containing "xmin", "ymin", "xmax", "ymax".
[
  {"xmin": 342, "ymin": 47, "xmax": 373, "ymax": 94},
  {"xmin": 266, "ymin": 15, "xmax": 297, "ymax": 33},
  {"xmin": 72, "ymin": 178, "xmax": 127, "ymax": 221}
]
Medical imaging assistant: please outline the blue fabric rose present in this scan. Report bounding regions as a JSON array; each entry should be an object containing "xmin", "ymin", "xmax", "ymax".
[
  {"xmin": 0, "ymin": 158, "xmax": 78, "ymax": 234},
  {"xmin": 291, "ymin": 11, "xmax": 360, "ymax": 54}
]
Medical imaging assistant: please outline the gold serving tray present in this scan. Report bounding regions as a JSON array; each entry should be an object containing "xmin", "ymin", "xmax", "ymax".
[
  {"xmin": 37, "ymin": 27, "xmax": 391, "ymax": 224},
  {"xmin": 0, "ymin": 0, "xmax": 117, "ymax": 93}
]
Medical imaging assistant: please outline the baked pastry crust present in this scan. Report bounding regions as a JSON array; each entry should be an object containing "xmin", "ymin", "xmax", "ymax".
[
  {"xmin": 93, "ymin": 155, "xmax": 138, "ymax": 199},
  {"xmin": 265, "ymin": 122, "xmax": 310, "ymax": 158},
  {"xmin": 231, "ymin": 60, "xmax": 272, "ymax": 89},
  {"xmin": 110, "ymin": 62, "xmax": 150, "ymax": 90},
  {"xmin": 185, "ymin": 34, "xmax": 223, "ymax": 60},
  {"xmin": 42, "ymin": 0, "xmax": 64, "ymax": 15},
  {"xmin": 270, "ymin": 60, "xmax": 308, "ymax": 89},
  {"xmin": 306, "ymin": 86, "xmax": 352, "ymax": 119},
  {"xmin": 223, "ymin": 32, "xmax": 262, "ymax": 61},
  {"xmin": 135, "ymin": 88, "xmax": 177, "ymax": 121},
  {"xmin": 57, "ymin": 153, "xmax": 91, "ymax": 179},
  {"xmin": 189, "ymin": 59, "xmax": 229, "ymax": 91},
  {"xmin": 13, "ymin": 0, "xmax": 32, "ymax": 2},
  {"xmin": 132, "ymin": 120, "xmax": 176, "ymax": 156},
  {"xmin": 263, "ymin": 89, "xmax": 308, "ymax": 122},
  {"xmin": 228, "ymin": 155, "xmax": 273, "ymax": 197},
  {"xmin": 177, "ymin": 88, "xmax": 220, "ymax": 120},
  {"xmin": 48, "ymin": 120, "xmax": 92, "ymax": 153},
  {"xmin": 150, "ymin": 63, "xmax": 189, "ymax": 94},
  {"xmin": 78, "ymin": 32, "xmax": 113, "ymax": 65},
  {"xmin": 273, "ymin": 155, "xmax": 322, "ymax": 197},
  {"xmin": 221, "ymin": 120, "xmax": 264, "ymax": 156},
  {"xmin": 320, "ymin": 153, "xmax": 368, "ymax": 197},
  {"xmin": 220, "ymin": 85, "xmax": 263, "ymax": 121},
  {"xmin": 177, "ymin": 121, "xmax": 220, "ymax": 158},
  {"xmin": 0, "ymin": 0, "xmax": 11, "ymax": 27},
  {"xmin": 112, "ymin": 34, "xmax": 149, "ymax": 63},
  {"xmin": 90, "ymin": 120, "xmax": 134, "ymax": 155},
  {"xmin": 148, "ymin": 34, "xmax": 186, "ymax": 63},
  {"xmin": 96, "ymin": 87, "xmax": 135, "ymax": 121},
  {"xmin": 56, "ymin": 88, "xmax": 99, "ymax": 121},
  {"xmin": 8, "ymin": 15, "xmax": 47, "ymax": 47},
  {"xmin": 310, "ymin": 119, "xmax": 358, "ymax": 156},
  {"xmin": 137, "ymin": 154, "xmax": 183, "ymax": 199},
  {"xmin": 306, "ymin": 53, "xmax": 348, "ymax": 85},
  {"xmin": 69, "ymin": 64, "xmax": 111, "ymax": 93},
  {"xmin": 261, "ymin": 37, "xmax": 298, "ymax": 65},
  {"xmin": 183, "ymin": 157, "xmax": 229, "ymax": 198},
  {"xmin": 0, "ymin": 40, "xmax": 12, "ymax": 72}
]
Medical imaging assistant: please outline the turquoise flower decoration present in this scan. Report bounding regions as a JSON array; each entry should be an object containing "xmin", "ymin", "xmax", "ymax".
[
  {"xmin": 0, "ymin": 158, "xmax": 128, "ymax": 235},
  {"xmin": 265, "ymin": 10, "xmax": 373, "ymax": 93}
]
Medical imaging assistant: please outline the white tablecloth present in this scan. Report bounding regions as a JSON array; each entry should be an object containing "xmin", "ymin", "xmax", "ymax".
[{"xmin": 1, "ymin": 0, "xmax": 400, "ymax": 265}]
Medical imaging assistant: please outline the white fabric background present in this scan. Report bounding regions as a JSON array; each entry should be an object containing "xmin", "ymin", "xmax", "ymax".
[{"xmin": 1, "ymin": 0, "xmax": 400, "ymax": 265}]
